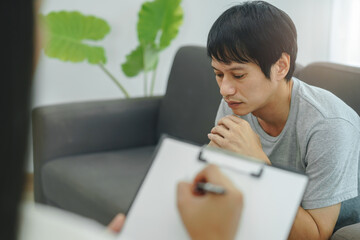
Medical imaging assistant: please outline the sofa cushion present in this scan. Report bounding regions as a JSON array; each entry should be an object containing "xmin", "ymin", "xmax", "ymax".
[
  {"xmin": 331, "ymin": 222, "xmax": 360, "ymax": 240},
  {"xmin": 298, "ymin": 62, "xmax": 360, "ymax": 115},
  {"xmin": 41, "ymin": 146, "xmax": 156, "ymax": 225}
]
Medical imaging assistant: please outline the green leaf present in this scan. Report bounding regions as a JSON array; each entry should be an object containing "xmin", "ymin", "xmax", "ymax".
[
  {"xmin": 121, "ymin": 46, "xmax": 144, "ymax": 77},
  {"xmin": 159, "ymin": 1, "xmax": 183, "ymax": 49},
  {"xmin": 143, "ymin": 43, "xmax": 159, "ymax": 71},
  {"xmin": 121, "ymin": 0, "xmax": 183, "ymax": 78},
  {"xmin": 137, "ymin": 0, "xmax": 183, "ymax": 49},
  {"xmin": 122, "ymin": 44, "xmax": 159, "ymax": 77},
  {"xmin": 43, "ymin": 11, "xmax": 110, "ymax": 64}
]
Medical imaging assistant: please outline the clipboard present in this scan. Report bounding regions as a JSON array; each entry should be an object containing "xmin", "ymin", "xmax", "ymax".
[{"xmin": 119, "ymin": 135, "xmax": 308, "ymax": 240}]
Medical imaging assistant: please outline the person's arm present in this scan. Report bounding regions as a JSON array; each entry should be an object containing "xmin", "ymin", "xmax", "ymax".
[
  {"xmin": 209, "ymin": 116, "xmax": 358, "ymax": 239},
  {"xmin": 288, "ymin": 119, "xmax": 359, "ymax": 239},
  {"xmin": 177, "ymin": 165, "xmax": 243, "ymax": 240},
  {"xmin": 288, "ymin": 204, "xmax": 340, "ymax": 240}
]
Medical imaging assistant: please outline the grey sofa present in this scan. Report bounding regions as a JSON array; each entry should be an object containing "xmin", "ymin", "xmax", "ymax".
[{"xmin": 32, "ymin": 46, "xmax": 360, "ymax": 239}]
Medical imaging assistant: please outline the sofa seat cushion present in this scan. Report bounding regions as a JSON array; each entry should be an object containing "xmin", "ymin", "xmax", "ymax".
[
  {"xmin": 331, "ymin": 222, "xmax": 360, "ymax": 240},
  {"xmin": 41, "ymin": 146, "xmax": 156, "ymax": 225}
]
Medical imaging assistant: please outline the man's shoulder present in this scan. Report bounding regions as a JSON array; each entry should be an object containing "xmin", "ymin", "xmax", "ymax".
[{"xmin": 294, "ymin": 79, "xmax": 360, "ymax": 132}]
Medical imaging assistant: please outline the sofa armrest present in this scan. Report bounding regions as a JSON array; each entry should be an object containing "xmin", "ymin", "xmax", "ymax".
[
  {"xmin": 331, "ymin": 223, "xmax": 360, "ymax": 240},
  {"xmin": 32, "ymin": 96, "xmax": 162, "ymax": 203}
]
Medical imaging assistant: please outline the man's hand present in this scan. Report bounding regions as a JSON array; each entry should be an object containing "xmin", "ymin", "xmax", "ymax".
[
  {"xmin": 177, "ymin": 165, "xmax": 243, "ymax": 240},
  {"xmin": 208, "ymin": 115, "xmax": 270, "ymax": 164}
]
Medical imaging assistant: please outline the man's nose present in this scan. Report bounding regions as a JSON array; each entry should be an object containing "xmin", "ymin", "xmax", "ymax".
[{"xmin": 219, "ymin": 77, "xmax": 236, "ymax": 97}]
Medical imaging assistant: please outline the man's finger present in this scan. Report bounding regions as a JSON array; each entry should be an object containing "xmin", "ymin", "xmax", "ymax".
[
  {"xmin": 211, "ymin": 125, "xmax": 229, "ymax": 138},
  {"xmin": 218, "ymin": 117, "xmax": 238, "ymax": 130},
  {"xmin": 228, "ymin": 115, "xmax": 246, "ymax": 125},
  {"xmin": 230, "ymin": 114, "xmax": 242, "ymax": 120},
  {"xmin": 208, "ymin": 140, "xmax": 221, "ymax": 148},
  {"xmin": 208, "ymin": 133, "xmax": 225, "ymax": 147}
]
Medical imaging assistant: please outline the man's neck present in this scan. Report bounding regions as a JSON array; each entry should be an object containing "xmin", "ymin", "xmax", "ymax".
[{"xmin": 252, "ymin": 79, "xmax": 293, "ymax": 137}]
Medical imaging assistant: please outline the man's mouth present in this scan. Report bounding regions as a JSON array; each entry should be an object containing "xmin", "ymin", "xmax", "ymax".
[{"xmin": 226, "ymin": 101, "xmax": 243, "ymax": 108}]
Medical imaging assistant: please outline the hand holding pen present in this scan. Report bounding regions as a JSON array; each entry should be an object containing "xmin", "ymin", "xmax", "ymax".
[
  {"xmin": 177, "ymin": 164, "xmax": 244, "ymax": 240},
  {"xmin": 196, "ymin": 182, "xmax": 226, "ymax": 195}
]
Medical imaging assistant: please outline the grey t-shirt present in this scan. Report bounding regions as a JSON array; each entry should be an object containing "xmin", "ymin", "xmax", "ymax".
[{"xmin": 215, "ymin": 77, "xmax": 360, "ymax": 229}]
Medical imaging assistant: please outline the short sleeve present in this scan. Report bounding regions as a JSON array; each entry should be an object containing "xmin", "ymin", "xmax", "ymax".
[{"xmin": 301, "ymin": 118, "xmax": 360, "ymax": 209}]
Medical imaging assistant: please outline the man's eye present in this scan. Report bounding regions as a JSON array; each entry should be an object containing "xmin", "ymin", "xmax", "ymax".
[
  {"xmin": 215, "ymin": 73, "xmax": 223, "ymax": 78},
  {"xmin": 234, "ymin": 74, "xmax": 245, "ymax": 79}
]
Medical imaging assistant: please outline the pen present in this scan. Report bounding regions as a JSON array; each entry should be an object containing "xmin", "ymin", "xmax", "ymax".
[{"xmin": 196, "ymin": 182, "xmax": 226, "ymax": 195}]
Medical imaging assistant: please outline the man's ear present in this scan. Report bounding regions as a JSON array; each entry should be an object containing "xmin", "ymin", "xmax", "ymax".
[{"xmin": 272, "ymin": 53, "xmax": 290, "ymax": 81}]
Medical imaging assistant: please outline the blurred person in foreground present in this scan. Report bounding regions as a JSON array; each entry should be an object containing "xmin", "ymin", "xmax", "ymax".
[{"xmin": 0, "ymin": 0, "xmax": 243, "ymax": 239}]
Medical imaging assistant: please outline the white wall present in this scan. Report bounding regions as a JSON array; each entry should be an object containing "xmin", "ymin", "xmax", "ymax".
[
  {"xmin": 28, "ymin": 0, "xmax": 334, "ymax": 171},
  {"xmin": 33, "ymin": 0, "xmax": 334, "ymax": 107},
  {"xmin": 329, "ymin": 0, "xmax": 360, "ymax": 67}
]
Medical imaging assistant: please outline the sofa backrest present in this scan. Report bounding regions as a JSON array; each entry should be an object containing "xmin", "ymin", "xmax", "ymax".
[
  {"xmin": 157, "ymin": 46, "xmax": 222, "ymax": 144},
  {"xmin": 297, "ymin": 62, "xmax": 360, "ymax": 116}
]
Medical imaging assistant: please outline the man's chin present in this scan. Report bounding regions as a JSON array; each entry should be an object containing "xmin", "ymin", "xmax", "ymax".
[
  {"xmin": 231, "ymin": 109, "xmax": 250, "ymax": 116},
  {"xmin": 225, "ymin": 101, "xmax": 251, "ymax": 116}
]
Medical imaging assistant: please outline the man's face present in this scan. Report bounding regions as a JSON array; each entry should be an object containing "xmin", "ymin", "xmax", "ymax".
[{"xmin": 212, "ymin": 59, "xmax": 279, "ymax": 116}]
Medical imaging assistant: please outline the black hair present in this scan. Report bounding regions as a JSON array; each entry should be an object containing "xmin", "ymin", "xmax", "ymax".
[
  {"xmin": 207, "ymin": 1, "xmax": 297, "ymax": 81},
  {"xmin": 0, "ymin": 0, "xmax": 34, "ymax": 239}
]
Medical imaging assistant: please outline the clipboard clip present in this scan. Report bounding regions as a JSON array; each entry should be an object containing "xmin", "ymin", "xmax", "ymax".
[{"xmin": 198, "ymin": 145, "xmax": 264, "ymax": 178}]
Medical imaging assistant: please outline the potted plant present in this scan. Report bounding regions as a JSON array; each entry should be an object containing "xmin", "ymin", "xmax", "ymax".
[{"xmin": 42, "ymin": 0, "xmax": 183, "ymax": 98}]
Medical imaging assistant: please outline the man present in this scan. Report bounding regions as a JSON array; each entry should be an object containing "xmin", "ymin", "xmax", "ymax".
[{"xmin": 206, "ymin": 1, "xmax": 360, "ymax": 239}]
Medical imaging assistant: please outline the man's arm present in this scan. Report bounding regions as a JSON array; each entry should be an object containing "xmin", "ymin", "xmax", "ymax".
[
  {"xmin": 289, "ymin": 204, "xmax": 340, "ymax": 240},
  {"xmin": 208, "ymin": 115, "xmax": 344, "ymax": 239}
]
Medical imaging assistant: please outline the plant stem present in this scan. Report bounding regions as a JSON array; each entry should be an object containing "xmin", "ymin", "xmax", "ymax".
[
  {"xmin": 150, "ymin": 69, "xmax": 157, "ymax": 96},
  {"xmin": 144, "ymin": 71, "xmax": 148, "ymax": 97},
  {"xmin": 98, "ymin": 63, "xmax": 130, "ymax": 99}
]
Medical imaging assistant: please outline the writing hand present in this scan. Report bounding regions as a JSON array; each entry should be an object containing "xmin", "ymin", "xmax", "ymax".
[{"xmin": 177, "ymin": 165, "xmax": 243, "ymax": 240}]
